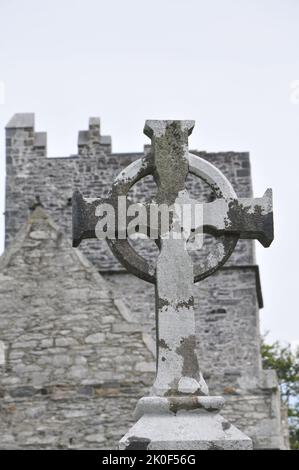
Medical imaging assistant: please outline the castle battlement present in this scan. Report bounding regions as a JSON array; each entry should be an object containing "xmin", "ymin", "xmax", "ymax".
[{"xmin": 6, "ymin": 113, "xmax": 112, "ymax": 158}]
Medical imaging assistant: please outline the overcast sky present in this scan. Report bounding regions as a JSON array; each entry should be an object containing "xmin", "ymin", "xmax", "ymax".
[{"xmin": 0, "ymin": 0, "xmax": 298, "ymax": 347}]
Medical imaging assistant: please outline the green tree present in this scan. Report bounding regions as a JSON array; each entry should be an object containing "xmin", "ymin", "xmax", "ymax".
[{"xmin": 261, "ymin": 336, "xmax": 299, "ymax": 450}]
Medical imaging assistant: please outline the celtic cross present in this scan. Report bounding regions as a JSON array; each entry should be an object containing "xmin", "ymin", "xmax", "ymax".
[{"xmin": 72, "ymin": 120, "xmax": 273, "ymax": 400}]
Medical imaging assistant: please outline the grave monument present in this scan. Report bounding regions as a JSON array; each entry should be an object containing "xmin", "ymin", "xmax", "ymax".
[{"xmin": 72, "ymin": 120, "xmax": 274, "ymax": 450}]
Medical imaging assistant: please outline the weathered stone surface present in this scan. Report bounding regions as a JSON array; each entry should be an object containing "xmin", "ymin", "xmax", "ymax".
[
  {"xmin": 75, "ymin": 120, "xmax": 260, "ymax": 449},
  {"xmin": 119, "ymin": 409, "xmax": 252, "ymax": 450},
  {"xmin": 1, "ymin": 114, "xmax": 288, "ymax": 449},
  {"xmin": 0, "ymin": 208, "xmax": 154, "ymax": 449},
  {"xmin": 85, "ymin": 333, "xmax": 105, "ymax": 344}
]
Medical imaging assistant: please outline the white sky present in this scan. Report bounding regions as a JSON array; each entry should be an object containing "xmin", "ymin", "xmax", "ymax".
[{"xmin": 0, "ymin": 0, "xmax": 298, "ymax": 347}]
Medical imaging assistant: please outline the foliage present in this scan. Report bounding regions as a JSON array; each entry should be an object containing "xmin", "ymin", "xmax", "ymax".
[{"xmin": 261, "ymin": 336, "xmax": 299, "ymax": 449}]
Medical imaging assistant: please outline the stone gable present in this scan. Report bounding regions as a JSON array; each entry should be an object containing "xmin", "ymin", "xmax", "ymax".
[{"xmin": 0, "ymin": 207, "xmax": 154, "ymax": 448}]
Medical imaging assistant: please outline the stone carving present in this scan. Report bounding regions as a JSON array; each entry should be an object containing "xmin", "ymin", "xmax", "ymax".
[{"xmin": 73, "ymin": 120, "xmax": 274, "ymax": 450}]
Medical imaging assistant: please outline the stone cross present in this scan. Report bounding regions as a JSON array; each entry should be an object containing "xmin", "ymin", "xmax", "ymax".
[{"xmin": 72, "ymin": 120, "xmax": 273, "ymax": 450}]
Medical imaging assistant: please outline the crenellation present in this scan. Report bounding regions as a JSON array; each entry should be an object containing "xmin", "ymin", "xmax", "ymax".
[
  {"xmin": 6, "ymin": 113, "xmax": 35, "ymax": 130},
  {"xmin": 34, "ymin": 132, "xmax": 47, "ymax": 149},
  {"xmin": 78, "ymin": 117, "xmax": 112, "ymax": 155}
]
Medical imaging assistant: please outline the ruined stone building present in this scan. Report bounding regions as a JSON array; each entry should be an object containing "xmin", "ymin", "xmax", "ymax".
[{"xmin": 0, "ymin": 114, "xmax": 289, "ymax": 449}]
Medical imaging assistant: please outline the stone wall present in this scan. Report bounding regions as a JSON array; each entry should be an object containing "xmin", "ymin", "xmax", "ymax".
[
  {"xmin": 1, "ymin": 113, "xmax": 288, "ymax": 449},
  {"xmin": 0, "ymin": 209, "xmax": 154, "ymax": 449}
]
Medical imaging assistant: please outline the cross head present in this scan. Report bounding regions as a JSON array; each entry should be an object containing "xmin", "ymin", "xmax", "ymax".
[{"xmin": 72, "ymin": 120, "xmax": 273, "ymax": 398}]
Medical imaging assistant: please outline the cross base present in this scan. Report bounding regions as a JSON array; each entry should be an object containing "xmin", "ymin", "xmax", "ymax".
[{"xmin": 118, "ymin": 397, "xmax": 252, "ymax": 450}]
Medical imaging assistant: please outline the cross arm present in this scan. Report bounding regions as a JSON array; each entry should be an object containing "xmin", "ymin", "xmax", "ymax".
[
  {"xmin": 72, "ymin": 190, "xmax": 103, "ymax": 247},
  {"xmin": 72, "ymin": 190, "xmax": 152, "ymax": 247},
  {"xmin": 202, "ymin": 189, "xmax": 274, "ymax": 247}
]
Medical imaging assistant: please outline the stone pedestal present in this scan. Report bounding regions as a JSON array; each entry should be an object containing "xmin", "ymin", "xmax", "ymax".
[{"xmin": 119, "ymin": 397, "xmax": 252, "ymax": 450}]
